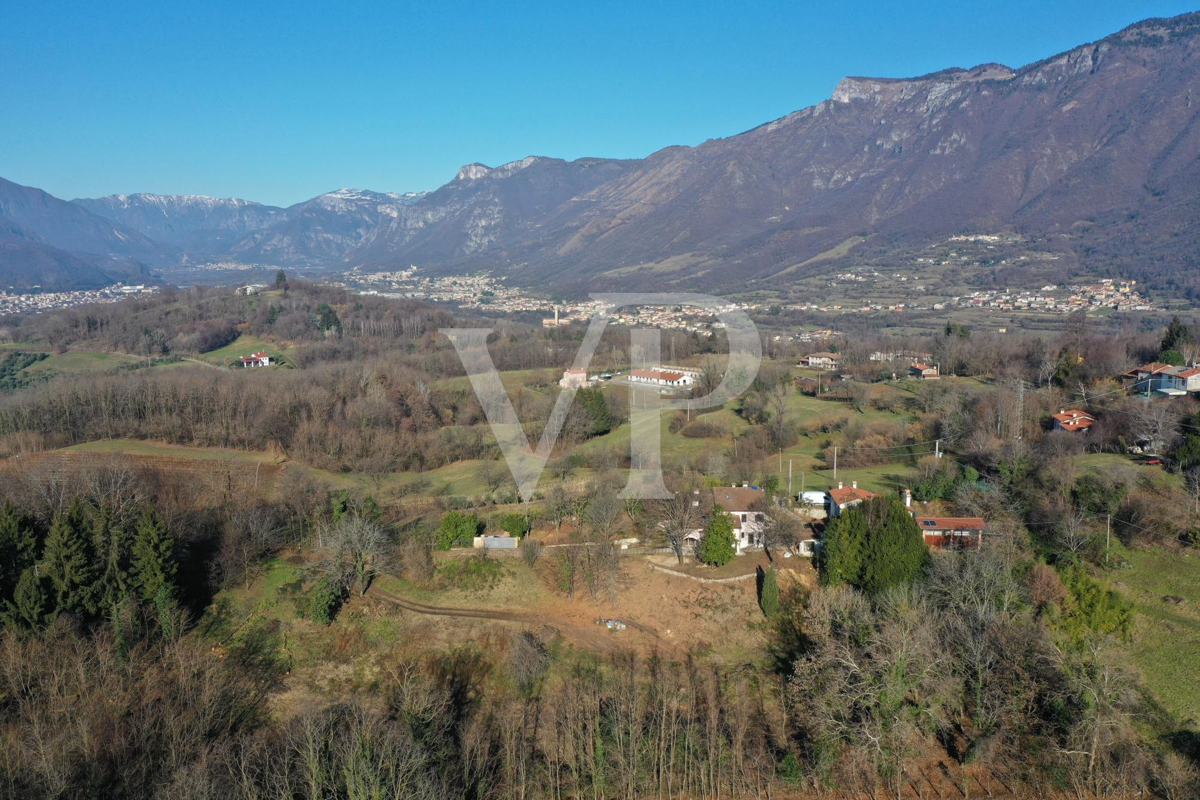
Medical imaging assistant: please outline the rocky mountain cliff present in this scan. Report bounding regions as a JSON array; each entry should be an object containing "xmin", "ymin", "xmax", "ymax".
[{"xmin": 73, "ymin": 193, "xmax": 285, "ymax": 254}]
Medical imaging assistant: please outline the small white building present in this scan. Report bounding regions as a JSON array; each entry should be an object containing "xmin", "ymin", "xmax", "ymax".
[{"xmin": 560, "ymin": 369, "xmax": 588, "ymax": 389}]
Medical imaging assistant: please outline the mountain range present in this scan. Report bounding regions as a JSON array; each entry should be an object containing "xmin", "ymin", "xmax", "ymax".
[{"xmin": 4, "ymin": 10, "xmax": 1200, "ymax": 297}]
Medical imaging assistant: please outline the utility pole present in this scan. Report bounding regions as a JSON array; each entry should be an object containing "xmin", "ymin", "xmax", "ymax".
[
  {"xmin": 1105, "ymin": 514, "xmax": 1112, "ymax": 565},
  {"xmin": 788, "ymin": 459, "xmax": 793, "ymax": 499},
  {"xmin": 1015, "ymin": 378, "xmax": 1025, "ymax": 440},
  {"xmin": 935, "ymin": 439, "xmax": 941, "ymax": 459},
  {"xmin": 833, "ymin": 446, "xmax": 838, "ymax": 481}
]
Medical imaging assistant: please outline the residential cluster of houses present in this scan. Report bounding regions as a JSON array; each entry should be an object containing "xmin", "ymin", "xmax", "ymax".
[
  {"xmin": 681, "ymin": 481, "xmax": 985, "ymax": 560},
  {"xmin": 1124, "ymin": 362, "xmax": 1200, "ymax": 397},
  {"xmin": 798, "ymin": 351, "xmax": 940, "ymax": 379}
]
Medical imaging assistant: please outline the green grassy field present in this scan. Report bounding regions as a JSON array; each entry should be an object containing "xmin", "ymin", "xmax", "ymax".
[
  {"xmin": 63, "ymin": 438, "xmax": 275, "ymax": 463},
  {"xmin": 199, "ymin": 334, "xmax": 283, "ymax": 367},
  {"xmin": 1104, "ymin": 543, "xmax": 1200, "ymax": 724},
  {"xmin": 20, "ymin": 350, "xmax": 143, "ymax": 377}
]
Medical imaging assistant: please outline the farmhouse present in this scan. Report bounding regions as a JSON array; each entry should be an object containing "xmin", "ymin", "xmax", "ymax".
[
  {"xmin": 827, "ymin": 481, "xmax": 876, "ymax": 517},
  {"xmin": 560, "ymin": 369, "xmax": 588, "ymax": 389},
  {"xmin": 239, "ymin": 352, "xmax": 273, "ymax": 368},
  {"xmin": 685, "ymin": 485, "xmax": 766, "ymax": 554},
  {"xmin": 1051, "ymin": 409, "xmax": 1096, "ymax": 432},
  {"xmin": 799, "ymin": 352, "xmax": 841, "ymax": 370},
  {"xmin": 909, "ymin": 362, "xmax": 940, "ymax": 379}
]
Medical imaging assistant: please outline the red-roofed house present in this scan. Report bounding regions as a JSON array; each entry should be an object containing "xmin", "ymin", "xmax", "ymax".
[
  {"xmin": 909, "ymin": 362, "xmax": 940, "ymax": 379},
  {"xmin": 1051, "ymin": 409, "xmax": 1096, "ymax": 432},
  {"xmin": 240, "ymin": 352, "xmax": 273, "ymax": 368},
  {"xmin": 913, "ymin": 516, "xmax": 984, "ymax": 550},
  {"xmin": 827, "ymin": 481, "xmax": 876, "ymax": 517},
  {"xmin": 1124, "ymin": 362, "xmax": 1177, "ymax": 393},
  {"xmin": 1166, "ymin": 367, "xmax": 1200, "ymax": 394}
]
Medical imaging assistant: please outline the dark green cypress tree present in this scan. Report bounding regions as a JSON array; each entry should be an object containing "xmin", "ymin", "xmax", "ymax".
[
  {"xmin": 130, "ymin": 508, "xmax": 176, "ymax": 603},
  {"xmin": 759, "ymin": 564, "xmax": 782, "ymax": 619},
  {"xmin": 819, "ymin": 506, "xmax": 867, "ymax": 586},
  {"xmin": 0, "ymin": 502, "xmax": 38, "ymax": 601},
  {"xmin": 860, "ymin": 496, "xmax": 928, "ymax": 595},
  {"xmin": 40, "ymin": 506, "xmax": 98, "ymax": 617},
  {"xmin": 10, "ymin": 568, "xmax": 50, "ymax": 628}
]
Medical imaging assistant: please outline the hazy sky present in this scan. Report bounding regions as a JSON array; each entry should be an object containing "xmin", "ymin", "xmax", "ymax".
[{"xmin": 3, "ymin": 1, "xmax": 1195, "ymax": 207}]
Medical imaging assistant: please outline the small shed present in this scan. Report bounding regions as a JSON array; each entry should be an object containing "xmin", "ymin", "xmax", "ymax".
[{"xmin": 483, "ymin": 534, "xmax": 519, "ymax": 550}]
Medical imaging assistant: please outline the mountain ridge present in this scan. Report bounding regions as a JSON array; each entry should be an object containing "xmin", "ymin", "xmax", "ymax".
[{"xmin": 6, "ymin": 10, "xmax": 1200, "ymax": 295}]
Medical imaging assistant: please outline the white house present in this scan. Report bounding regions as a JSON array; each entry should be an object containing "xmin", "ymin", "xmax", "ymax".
[
  {"xmin": 826, "ymin": 481, "xmax": 876, "ymax": 517},
  {"xmin": 1165, "ymin": 366, "xmax": 1200, "ymax": 394},
  {"xmin": 685, "ymin": 485, "xmax": 767, "ymax": 554},
  {"xmin": 800, "ymin": 352, "xmax": 841, "ymax": 370},
  {"xmin": 239, "ymin": 351, "xmax": 273, "ymax": 368}
]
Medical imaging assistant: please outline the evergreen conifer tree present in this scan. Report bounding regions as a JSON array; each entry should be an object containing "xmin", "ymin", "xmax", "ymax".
[
  {"xmin": 40, "ymin": 506, "xmax": 98, "ymax": 617},
  {"xmin": 10, "ymin": 568, "xmax": 49, "ymax": 628},
  {"xmin": 130, "ymin": 508, "xmax": 176, "ymax": 603},
  {"xmin": 698, "ymin": 506, "xmax": 736, "ymax": 567},
  {"xmin": 0, "ymin": 502, "xmax": 37, "ymax": 600},
  {"xmin": 759, "ymin": 564, "xmax": 781, "ymax": 618}
]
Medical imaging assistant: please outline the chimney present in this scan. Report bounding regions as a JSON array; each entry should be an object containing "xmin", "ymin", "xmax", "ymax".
[
  {"xmin": 838, "ymin": 481, "xmax": 844, "ymax": 490},
  {"xmin": 904, "ymin": 489, "xmax": 912, "ymax": 508},
  {"xmin": 1059, "ymin": 409, "xmax": 1065, "ymax": 415},
  {"xmin": 851, "ymin": 481, "xmax": 858, "ymax": 489}
]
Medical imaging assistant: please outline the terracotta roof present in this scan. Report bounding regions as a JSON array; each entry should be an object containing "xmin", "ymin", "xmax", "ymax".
[
  {"xmin": 1126, "ymin": 362, "xmax": 1175, "ymax": 377},
  {"xmin": 564, "ymin": 368, "xmax": 587, "ymax": 374},
  {"xmin": 1175, "ymin": 367, "xmax": 1200, "ymax": 378},
  {"xmin": 828, "ymin": 486, "xmax": 876, "ymax": 506},
  {"xmin": 911, "ymin": 362, "xmax": 937, "ymax": 372},
  {"xmin": 630, "ymin": 369, "xmax": 684, "ymax": 382},
  {"xmin": 805, "ymin": 351, "xmax": 840, "ymax": 359},
  {"xmin": 1051, "ymin": 409, "xmax": 1096, "ymax": 431},
  {"xmin": 914, "ymin": 516, "xmax": 984, "ymax": 531},
  {"xmin": 712, "ymin": 486, "xmax": 765, "ymax": 512}
]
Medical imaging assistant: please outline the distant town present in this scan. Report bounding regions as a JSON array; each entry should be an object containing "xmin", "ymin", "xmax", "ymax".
[{"xmin": 0, "ymin": 284, "xmax": 157, "ymax": 317}]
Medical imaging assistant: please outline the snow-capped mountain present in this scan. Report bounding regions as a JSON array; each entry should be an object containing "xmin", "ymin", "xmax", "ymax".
[
  {"xmin": 228, "ymin": 189, "xmax": 426, "ymax": 266},
  {"xmin": 73, "ymin": 193, "xmax": 285, "ymax": 253}
]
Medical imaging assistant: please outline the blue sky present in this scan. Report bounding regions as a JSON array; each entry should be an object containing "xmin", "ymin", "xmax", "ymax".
[{"xmin": 2, "ymin": 1, "xmax": 1195, "ymax": 207}]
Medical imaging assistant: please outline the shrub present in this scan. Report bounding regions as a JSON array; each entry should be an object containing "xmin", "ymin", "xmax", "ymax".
[
  {"xmin": 309, "ymin": 577, "xmax": 345, "ymax": 625},
  {"xmin": 434, "ymin": 511, "xmax": 482, "ymax": 550},
  {"xmin": 495, "ymin": 511, "xmax": 529, "ymax": 538}
]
